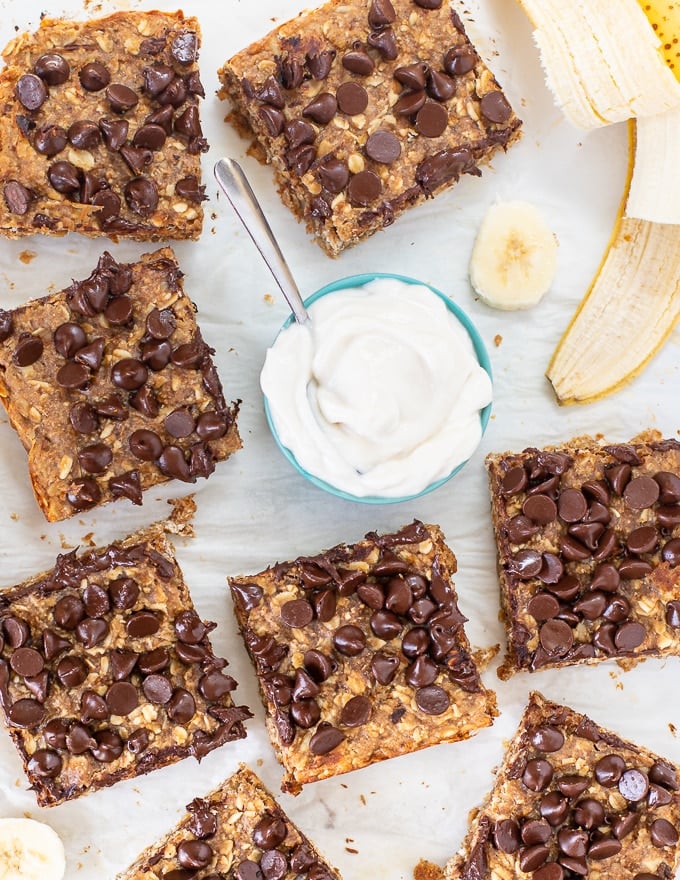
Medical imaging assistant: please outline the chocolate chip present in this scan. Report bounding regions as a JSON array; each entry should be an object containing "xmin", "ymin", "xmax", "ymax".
[
  {"xmin": 16, "ymin": 73, "xmax": 47, "ymax": 111},
  {"xmin": 336, "ymin": 82, "xmax": 368, "ymax": 115},
  {"xmin": 510, "ymin": 549, "xmax": 543, "ymax": 579},
  {"xmin": 111, "ymin": 357, "xmax": 148, "ymax": 390},
  {"xmin": 0, "ymin": 310, "xmax": 13, "ymax": 343},
  {"xmin": 53, "ymin": 322, "xmax": 86, "ymax": 358},
  {"xmin": 415, "ymin": 684, "xmax": 449, "ymax": 715},
  {"xmin": 367, "ymin": 28, "xmax": 398, "ymax": 60},
  {"xmin": 612, "ymin": 812, "xmax": 639, "ymax": 839},
  {"xmin": 394, "ymin": 88, "xmax": 426, "ymax": 116},
  {"xmin": 10, "ymin": 647, "xmax": 44, "ymax": 678},
  {"xmin": 444, "ymin": 47, "xmax": 476, "ymax": 76},
  {"xmin": 523, "ymin": 494, "xmax": 557, "ymax": 525},
  {"xmin": 415, "ymin": 100, "xmax": 448, "ymax": 137},
  {"xmin": 175, "ymin": 610, "xmax": 207, "ymax": 644},
  {"xmin": 171, "ymin": 31, "xmax": 198, "ymax": 65},
  {"xmin": 43, "ymin": 630, "xmax": 70, "ymax": 661},
  {"xmin": 505, "ymin": 515, "xmax": 540, "ymax": 544},
  {"xmin": 142, "ymin": 673, "xmax": 173, "ymax": 704},
  {"xmin": 588, "ymin": 836, "xmax": 622, "ymax": 860},
  {"xmin": 522, "ymin": 818, "xmax": 551, "ymax": 845},
  {"xmin": 253, "ymin": 814, "xmax": 287, "ymax": 850},
  {"xmin": 480, "ymin": 90, "xmax": 512, "ymax": 123},
  {"xmin": 77, "ymin": 443, "xmax": 112, "ymax": 475},
  {"xmin": 126, "ymin": 611, "xmax": 160, "ymax": 639},
  {"xmin": 260, "ymin": 851, "xmax": 287, "ymax": 880},
  {"xmin": 306, "ymin": 50, "xmax": 336, "ymax": 80},
  {"xmin": 80, "ymin": 62, "xmax": 110, "ymax": 91},
  {"xmin": 557, "ymin": 489, "xmax": 588, "ymax": 522},
  {"xmin": 8, "ymin": 697, "xmax": 45, "ymax": 728},
  {"xmin": 342, "ymin": 49, "xmax": 375, "ymax": 76},
  {"xmin": 48, "ymin": 160, "xmax": 81, "ymax": 193},
  {"xmin": 590, "ymin": 563, "xmax": 620, "ymax": 592},
  {"xmin": 606, "ymin": 463, "xmax": 632, "ymax": 495},
  {"xmin": 231, "ymin": 582, "xmax": 263, "ymax": 612},
  {"xmin": 130, "ymin": 386, "xmax": 159, "ymax": 418},
  {"xmin": 371, "ymin": 651, "xmax": 399, "ymax": 684},
  {"xmin": 368, "ymin": 0, "xmax": 397, "ymax": 26},
  {"xmin": 618, "ymin": 768, "xmax": 649, "ymax": 802},
  {"xmin": 523, "ymin": 758, "xmax": 553, "ymax": 791},
  {"xmin": 303, "ymin": 92, "xmax": 337, "ymax": 124},
  {"xmin": 34, "ymin": 124, "xmax": 67, "ymax": 157},
  {"xmin": 357, "ymin": 582, "xmax": 385, "ymax": 610},
  {"xmin": 573, "ymin": 798, "xmax": 605, "ymax": 829},
  {"xmin": 370, "ymin": 609, "xmax": 402, "ymax": 640},
  {"xmin": 427, "ymin": 70, "xmax": 456, "ymax": 102},
  {"xmin": 158, "ymin": 77, "xmax": 189, "ymax": 108},
  {"xmin": 159, "ymin": 446, "xmax": 193, "ymax": 482},
  {"xmin": 145, "ymin": 307, "xmax": 176, "ymax": 340},
  {"xmin": 33, "ymin": 53, "xmax": 70, "ymax": 86},
  {"xmin": 13, "ymin": 334, "xmax": 43, "ymax": 367},
  {"xmin": 67, "ymin": 120, "xmax": 102, "ymax": 152},
  {"xmin": 279, "ymin": 55, "xmax": 304, "ymax": 90},
  {"xmin": 99, "ymin": 117, "xmax": 128, "ymax": 150},
  {"xmin": 304, "ymin": 650, "xmax": 335, "ymax": 683},
  {"xmin": 493, "ymin": 819, "xmax": 521, "ymax": 854},
  {"xmin": 235, "ymin": 860, "xmax": 263, "ymax": 880},
  {"xmin": 110, "ymin": 577, "xmax": 139, "ymax": 610},
  {"xmin": 175, "ymin": 175, "xmax": 206, "ymax": 203},
  {"xmin": 655, "ymin": 471, "xmax": 680, "ymax": 504},
  {"xmin": 290, "ymin": 698, "xmax": 320, "ymax": 729},
  {"xmin": 623, "ymin": 475, "xmax": 660, "ymax": 509},
  {"xmin": 650, "ymin": 760, "xmax": 679, "ymax": 790},
  {"xmin": 260, "ymin": 105, "xmax": 285, "ymax": 137},
  {"xmin": 500, "ymin": 466, "xmax": 527, "ymax": 496},
  {"xmin": 27, "ymin": 749, "xmax": 62, "ymax": 779},
  {"xmin": 65, "ymin": 723, "xmax": 96, "ymax": 755},
  {"xmin": 120, "ymin": 144, "xmax": 153, "ymax": 175},
  {"xmin": 110, "ymin": 649, "xmax": 138, "ymax": 681},
  {"xmin": 174, "ymin": 105, "xmax": 203, "ymax": 139},
  {"xmin": 649, "ymin": 783, "xmax": 673, "ymax": 807},
  {"xmin": 405, "ymin": 655, "xmax": 438, "ymax": 687},
  {"xmin": 347, "ymin": 170, "xmax": 382, "ymax": 206},
  {"xmin": 365, "ymin": 130, "xmax": 401, "ymax": 163},
  {"xmin": 333, "ymin": 624, "xmax": 366, "ymax": 655},
  {"xmin": 199, "ymin": 671, "xmax": 236, "ymax": 700},
  {"xmin": 414, "ymin": 0, "xmax": 443, "ymax": 6},
  {"xmin": 309, "ymin": 723, "xmax": 345, "ymax": 754},
  {"xmin": 618, "ymin": 558, "xmax": 652, "ymax": 579},
  {"xmin": 531, "ymin": 725, "xmax": 564, "ymax": 752},
  {"xmin": 538, "ymin": 553, "xmax": 564, "ymax": 585},
  {"xmin": 3, "ymin": 180, "xmax": 32, "ymax": 215},
  {"xmin": 54, "ymin": 596, "xmax": 85, "ymax": 631},
  {"xmin": 340, "ymin": 694, "xmax": 371, "ymax": 727},
  {"xmin": 137, "ymin": 648, "xmax": 169, "ymax": 676},
  {"xmin": 76, "ymin": 618, "xmax": 108, "ymax": 648},
  {"xmin": 255, "ymin": 76, "xmax": 284, "ymax": 109},
  {"xmin": 663, "ymin": 538, "xmax": 680, "ymax": 567},
  {"xmin": 105, "ymin": 681, "xmax": 138, "ymax": 716},
  {"xmin": 650, "ymin": 818, "xmax": 678, "ymax": 847},
  {"xmin": 604, "ymin": 595, "xmax": 632, "ymax": 623},
  {"xmin": 82, "ymin": 583, "xmax": 111, "ymax": 618},
  {"xmin": 67, "ymin": 476, "xmax": 102, "ymax": 511},
  {"xmin": 614, "ymin": 620, "xmax": 646, "ymax": 651},
  {"xmin": 161, "ymin": 407, "xmax": 194, "ymax": 439},
  {"xmin": 125, "ymin": 177, "xmax": 158, "ymax": 216},
  {"xmin": 166, "ymin": 688, "xmax": 196, "ymax": 724},
  {"xmin": 595, "ymin": 754, "xmax": 625, "ymax": 786},
  {"xmin": 312, "ymin": 589, "xmax": 336, "ymax": 622},
  {"xmin": 90, "ymin": 730, "xmax": 123, "ymax": 763},
  {"xmin": 106, "ymin": 83, "xmax": 139, "ymax": 113}
]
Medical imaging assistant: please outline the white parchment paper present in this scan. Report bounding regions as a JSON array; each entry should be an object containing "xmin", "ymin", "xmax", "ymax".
[{"xmin": 0, "ymin": 0, "xmax": 678, "ymax": 877}]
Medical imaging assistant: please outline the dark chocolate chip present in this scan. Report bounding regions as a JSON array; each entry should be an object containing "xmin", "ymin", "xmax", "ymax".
[
  {"xmin": 16, "ymin": 73, "xmax": 47, "ymax": 111},
  {"xmin": 27, "ymin": 749, "xmax": 62, "ymax": 778},
  {"xmin": 365, "ymin": 130, "xmax": 401, "ymax": 163},
  {"xmin": 106, "ymin": 681, "xmax": 138, "ymax": 716},
  {"xmin": 110, "ymin": 577, "xmax": 139, "ymax": 610},
  {"xmin": 43, "ymin": 629, "xmax": 70, "ymax": 661},
  {"xmin": 510, "ymin": 549, "xmax": 543, "ymax": 579},
  {"xmin": 333, "ymin": 624, "xmax": 366, "ymax": 656},
  {"xmin": 175, "ymin": 610, "xmax": 207, "ymax": 644},
  {"xmin": 493, "ymin": 818, "xmax": 521, "ymax": 854},
  {"xmin": 80, "ymin": 62, "xmax": 110, "ymax": 91},
  {"xmin": 235, "ymin": 861, "xmax": 263, "ymax": 880},
  {"xmin": 357, "ymin": 582, "xmax": 385, "ymax": 610},
  {"xmin": 66, "ymin": 478, "xmax": 101, "ymax": 511},
  {"xmin": 340, "ymin": 694, "xmax": 371, "ymax": 727},
  {"xmin": 111, "ymin": 357, "xmax": 148, "ymax": 390},
  {"xmin": 505, "ymin": 515, "xmax": 540, "ymax": 544},
  {"xmin": 259, "ymin": 105, "xmax": 285, "ymax": 137},
  {"xmin": 34, "ymin": 53, "xmax": 70, "ymax": 86},
  {"xmin": 159, "ymin": 445, "xmax": 194, "ymax": 482},
  {"xmin": 143, "ymin": 64, "xmax": 176, "ymax": 98},
  {"xmin": 67, "ymin": 120, "xmax": 100, "ymax": 150},
  {"xmin": 415, "ymin": 100, "xmax": 448, "ymax": 137},
  {"xmin": 531, "ymin": 725, "xmax": 564, "ymax": 752},
  {"xmin": 124, "ymin": 177, "xmax": 159, "ymax": 217},
  {"xmin": 83, "ymin": 583, "xmax": 111, "ymax": 618},
  {"xmin": 66, "ymin": 723, "xmax": 96, "ymax": 755},
  {"xmin": 614, "ymin": 620, "xmax": 646, "ymax": 651},
  {"xmin": 618, "ymin": 768, "xmax": 649, "ymax": 802},
  {"xmin": 618, "ymin": 558, "xmax": 653, "ymax": 579},
  {"xmin": 342, "ymin": 49, "xmax": 375, "ymax": 76},
  {"xmin": 540, "ymin": 792, "xmax": 569, "ymax": 827},
  {"xmin": 523, "ymin": 494, "xmax": 557, "ymax": 525},
  {"xmin": 47, "ymin": 160, "xmax": 81, "ymax": 193},
  {"xmin": 174, "ymin": 105, "xmax": 203, "ymax": 139},
  {"xmin": 99, "ymin": 117, "xmax": 128, "ymax": 150},
  {"xmin": 523, "ymin": 758, "xmax": 554, "ymax": 791},
  {"xmin": 606, "ymin": 463, "xmax": 632, "ymax": 495},
  {"xmin": 106, "ymin": 83, "xmax": 139, "ymax": 113},
  {"xmin": 414, "ymin": 0, "xmax": 443, "ymax": 7},
  {"xmin": 53, "ymin": 596, "xmax": 85, "ymax": 631},
  {"xmin": 650, "ymin": 818, "xmax": 679, "ymax": 847},
  {"xmin": 588, "ymin": 837, "xmax": 622, "ymax": 860},
  {"xmin": 137, "ymin": 648, "xmax": 169, "ymax": 675},
  {"xmin": 624, "ymin": 475, "xmax": 660, "ymax": 509},
  {"xmin": 4, "ymin": 180, "xmax": 33, "ymax": 215},
  {"xmin": 142, "ymin": 674, "xmax": 173, "ymax": 704},
  {"xmin": 444, "ymin": 47, "xmax": 476, "ymax": 76},
  {"xmin": 76, "ymin": 618, "xmax": 108, "ymax": 648},
  {"xmin": 260, "ymin": 851, "xmax": 287, "ymax": 880},
  {"xmin": 306, "ymin": 50, "xmax": 336, "ymax": 80},
  {"xmin": 368, "ymin": 0, "xmax": 397, "ymax": 27},
  {"xmin": 167, "ymin": 688, "xmax": 196, "ymax": 724},
  {"xmin": 522, "ymin": 818, "xmax": 551, "ymax": 845},
  {"xmin": 126, "ymin": 611, "xmax": 160, "ymax": 639},
  {"xmin": 348, "ymin": 170, "xmax": 381, "ymax": 206},
  {"xmin": 405, "ymin": 655, "xmax": 438, "ymax": 687},
  {"xmin": 595, "ymin": 754, "xmax": 626, "ymax": 786},
  {"xmin": 604, "ymin": 595, "xmax": 631, "ymax": 623},
  {"xmin": 231, "ymin": 582, "xmax": 263, "ymax": 612},
  {"xmin": 175, "ymin": 176, "xmax": 206, "ymax": 203},
  {"xmin": 662, "ymin": 538, "xmax": 680, "ymax": 567},
  {"xmin": 120, "ymin": 144, "xmax": 154, "ymax": 175},
  {"xmin": 90, "ymin": 730, "xmax": 123, "ymax": 763},
  {"xmin": 10, "ymin": 647, "xmax": 44, "ymax": 679},
  {"xmin": 501, "ymin": 466, "xmax": 527, "ymax": 496},
  {"xmin": 54, "ymin": 322, "xmax": 86, "ymax": 358},
  {"xmin": 591, "ymin": 563, "xmax": 620, "ymax": 592},
  {"xmin": 367, "ymin": 28, "xmax": 398, "ymax": 60},
  {"xmin": 573, "ymin": 798, "xmax": 605, "ymax": 829},
  {"xmin": 199, "ymin": 671, "xmax": 236, "ymax": 700},
  {"xmin": 336, "ymin": 81, "xmax": 368, "ymax": 115},
  {"xmin": 650, "ymin": 760, "xmax": 679, "ymax": 790},
  {"xmin": 558, "ymin": 488, "xmax": 588, "ymax": 522},
  {"xmin": 415, "ymin": 684, "xmax": 449, "ymax": 715},
  {"xmin": 427, "ymin": 70, "xmax": 456, "ymax": 102},
  {"xmin": 309, "ymin": 722, "xmax": 345, "ymax": 755},
  {"xmin": 34, "ymin": 124, "xmax": 67, "ymax": 157},
  {"xmin": 110, "ymin": 649, "xmax": 138, "ymax": 681},
  {"xmin": 171, "ymin": 30, "xmax": 198, "ymax": 65},
  {"xmin": 612, "ymin": 811, "xmax": 639, "ymax": 840},
  {"xmin": 538, "ymin": 553, "xmax": 564, "ymax": 585},
  {"xmin": 78, "ymin": 443, "xmax": 112, "ymax": 475},
  {"xmin": 13, "ymin": 334, "xmax": 43, "ymax": 367},
  {"xmin": 255, "ymin": 76, "xmax": 284, "ymax": 109},
  {"xmin": 303, "ymin": 92, "xmax": 337, "ymax": 124},
  {"xmin": 480, "ymin": 90, "xmax": 512, "ymax": 122},
  {"xmin": 290, "ymin": 698, "xmax": 320, "ymax": 729},
  {"xmin": 279, "ymin": 55, "xmax": 304, "ymax": 90},
  {"xmin": 80, "ymin": 689, "xmax": 109, "ymax": 723},
  {"xmin": 655, "ymin": 471, "xmax": 680, "ymax": 504}
]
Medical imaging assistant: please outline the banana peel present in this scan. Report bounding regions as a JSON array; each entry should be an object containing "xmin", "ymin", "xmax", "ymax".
[{"xmin": 513, "ymin": 0, "xmax": 680, "ymax": 403}]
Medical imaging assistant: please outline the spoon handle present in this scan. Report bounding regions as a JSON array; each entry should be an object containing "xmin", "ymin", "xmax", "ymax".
[{"xmin": 214, "ymin": 158, "xmax": 310, "ymax": 325}]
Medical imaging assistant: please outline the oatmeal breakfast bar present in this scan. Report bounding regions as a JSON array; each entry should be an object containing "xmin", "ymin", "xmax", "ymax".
[
  {"xmin": 445, "ymin": 691, "xmax": 680, "ymax": 880},
  {"xmin": 0, "ymin": 11, "xmax": 207, "ymax": 239},
  {"xmin": 218, "ymin": 0, "xmax": 522, "ymax": 256},
  {"xmin": 229, "ymin": 521, "xmax": 497, "ymax": 794},
  {"xmin": 486, "ymin": 433, "xmax": 680, "ymax": 679},
  {"xmin": 118, "ymin": 764, "xmax": 341, "ymax": 880},
  {"xmin": 0, "ymin": 247, "xmax": 240, "ymax": 521},
  {"xmin": 0, "ymin": 511, "xmax": 251, "ymax": 807}
]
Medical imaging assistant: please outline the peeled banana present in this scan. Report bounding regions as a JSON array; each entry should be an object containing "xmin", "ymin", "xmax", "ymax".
[
  {"xmin": 517, "ymin": 0, "xmax": 680, "ymax": 129},
  {"xmin": 0, "ymin": 818, "xmax": 66, "ymax": 880},
  {"xmin": 626, "ymin": 106, "xmax": 680, "ymax": 225},
  {"xmin": 469, "ymin": 201, "xmax": 558, "ymax": 310}
]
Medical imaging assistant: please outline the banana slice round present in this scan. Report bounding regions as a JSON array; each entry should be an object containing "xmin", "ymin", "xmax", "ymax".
[
  {"xmin": 0, "ymin": 818, "xmax": 66, "ymax": 880},
  {"xmin": 469, "ymin": 200, "xmax": 559, "ymax": 310}
]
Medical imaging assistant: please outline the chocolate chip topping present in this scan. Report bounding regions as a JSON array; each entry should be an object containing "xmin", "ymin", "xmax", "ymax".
[
  {"xmin": 444, "ymin": 46, "xmax": 476, "ymax": 76},
  {"xmin": 365, "ymin": 130, "xmax": 401, "ymax": 163},
  {"xmin": 309, "ymin": 722, "xmax": 345, "ymax": 755},
  {"xmin": 480, "ymin": 90, "xmax": 512, "ymax": 123},
  {"xmin": 13, "ymin": 334, "xmax": 44, "ymax": 367},
  {"xmin": 4, "ymin": 181, "xmax": 33, "ymax": 215},
  {"xmin": 79, "ymin": 62, "xmax": 110, "ymax": 91},
  {"xmin": 303, "ymin": 92, "xmax": 337, "ymax": 124},
  {"xmin": 124, "ymin": 177, "xmax": 159, "ymax": 216},
  {"xmin": 336, "ymin": 81, "xmax": 369, "ymax": 115},
  {"xmin": 342, "ymin": 49, "xmax": 375, "ymax": 76},
  {"xmin": 34, "ymin": 53, "xmax": 70, "ymax": 86},
  {"xmin": 415, "ymin": 100, "xmax": 448, "ymax": 137},
  {"xmin": 369, "ymin": 0, "xmax": 397, "ymax": 27},
  {"xmin": 348, "ymin": 170, "xmax": 382, "ymax": 206},
  {"xmin": 16, "ymin": 73, "xmax": 48, "ymax": 111}
]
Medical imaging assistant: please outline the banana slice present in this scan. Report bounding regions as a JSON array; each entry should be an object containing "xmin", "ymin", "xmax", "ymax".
[
  {"xmin": 469, "ymin": 201, "xmax": 558, "ymax": 310},
  {"xmin": 0, "ymin": 818, "xmax": 66, "ymax": 880},
  {"xmin": 516, "ymin": 0, "xmax": 680, "ymax": 128}
]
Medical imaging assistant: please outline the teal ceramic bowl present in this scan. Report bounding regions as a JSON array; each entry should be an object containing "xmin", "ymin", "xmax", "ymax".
[{"xmin": 262, "ymin": 272, "xmax": 493, "ymax": 504}]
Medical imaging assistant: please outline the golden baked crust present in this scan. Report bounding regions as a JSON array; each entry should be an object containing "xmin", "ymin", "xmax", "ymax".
[
  {"xmin": 0, "ymin": 11, "xmax": 207, "ymax": 239},
  {"xmin": 218, "ymin": 0, "xmax": 521, "ymax": 256},
  {"xmin": 229, "ymin": 521, "xmax": 497, "ymax": 794},
  {"xmin": 485, "ymin": 433, "xmax": 680, "ymax": 679},
  {"xmin": 445, "ymin": 691, "xmax": 680, "ymax": 880},
  {"xmin": 0, "ymin": 247, "xmax": 241, "ymax": 521},
  {"xmin": 0, "ymin": 515, "xmax": 251, "ymax": 808},
  {"xmin": 118, "ymin": 764, "xmax": 342, "ymax": 879}
]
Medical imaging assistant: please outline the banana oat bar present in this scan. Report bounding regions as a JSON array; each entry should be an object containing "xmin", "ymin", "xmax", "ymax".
[
  {"xmin": 218, "ymin": 0, "xmax": 521, "ymax": 256},
  {"xmin": 229, "ymin": 521, "xmax": 497, "ymax": 794},
  {"xmin": 0, "ymin": 514, "xmax": 251, "ymax": 808},
  {"xmin": 0, "ymin": 247, "xmax": 240, "ymax": 521},
  {"xmin": 486, "ymin": 434, "xmax": 680, "ymax": 679},
  {"xmin": 445, "ymin": 692, "xmax": 680, "ymax": 880},
  {"xmin": 118, "ymin": 764, "xmax": 341, "ymax": 880},
  {"xmin": 0, "ymin": 11, "xmax": 207, "ymax": 239}
]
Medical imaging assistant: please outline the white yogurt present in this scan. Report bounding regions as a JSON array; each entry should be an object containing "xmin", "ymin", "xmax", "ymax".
[{"xmin": 260, "ymin": 277, "xmax": 493, "ymax": 498}]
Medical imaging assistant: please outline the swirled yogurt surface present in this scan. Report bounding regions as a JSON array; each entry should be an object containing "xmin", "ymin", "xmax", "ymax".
[{"xmin": 261, "ymin": 278, "xmax": 493, "ymax": 498}]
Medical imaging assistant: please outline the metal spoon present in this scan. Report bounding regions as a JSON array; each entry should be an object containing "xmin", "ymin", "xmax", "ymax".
[{"xmin": 214, "ymin": 158, "xmax": 310, "ymax": 325}]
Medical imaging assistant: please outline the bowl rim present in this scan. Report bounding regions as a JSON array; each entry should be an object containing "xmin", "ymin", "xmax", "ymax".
[{"xmin": 262, "ymin": 271, "xmax": 493, "ymax": 504}]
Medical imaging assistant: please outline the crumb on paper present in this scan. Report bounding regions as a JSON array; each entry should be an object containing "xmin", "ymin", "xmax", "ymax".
[
  {"xmin": 414, "ymin": 859, "xmax": 444, "ymax": 880},
  {"xmin": 81, "ymin": 531, "xmax": 96, "ymax": 547},
  {"xmin": 264, "ymin": 293, "xmax": 275, "ymax": 305},
  {"xmin": 345, "ymin": 847, "xmax": 359, "ymax": 855},
  {"xmin": 18, "ymin": 250, "xmax": 37, "ymax": 264},
  {"xmin": 257, "ymin": 757, "xmax": 263, "ymax": 766},
  {"xmin": 494, "ymin": 334, "xmax": 503, "ymax": 347},
  {"xmin": 59, "ymin": 534, "xmax": 76, "ymax": 550},
  {"xmin": 670, "ymin": 723, "xmax": 678, "ymax": 737},
  {"xmin": 10, "ymin": 512, "xmax": 18, "ymax": 521},
  {"xmin": 359, "ymin": 794, "xmax": 366, "ymax": 806},
  {"xmin": 165, "ymin": 495, "xmax": 197, "ymax": 537}
]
